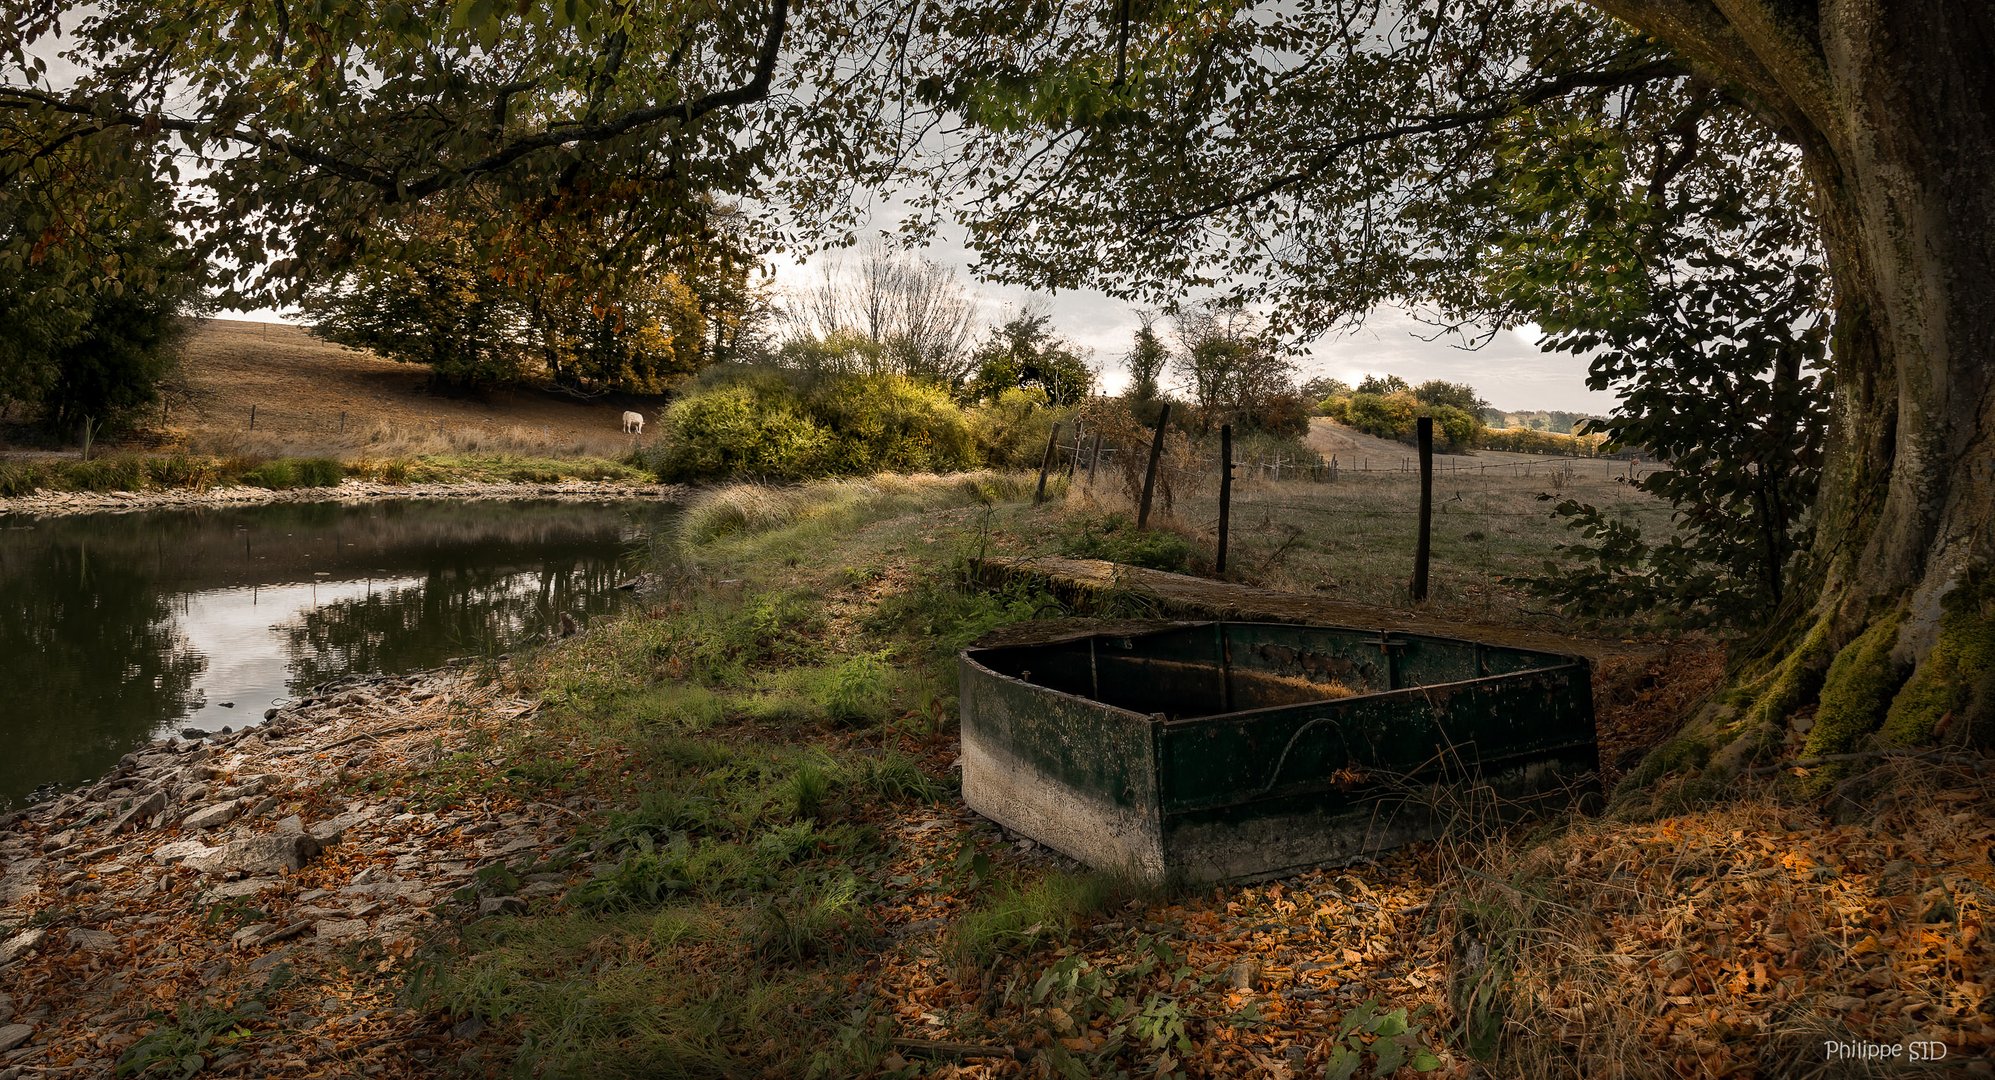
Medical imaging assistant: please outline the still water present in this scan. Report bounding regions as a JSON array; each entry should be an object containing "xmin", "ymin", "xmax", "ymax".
[{"xmin": 0, "ymin": 498, "xmax": 676, "ymax": 807}]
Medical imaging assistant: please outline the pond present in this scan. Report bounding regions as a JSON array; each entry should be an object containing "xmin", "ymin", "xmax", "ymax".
[{"xmin": 0, "ymin": 498, "xmax": 677, "ymax": 807}]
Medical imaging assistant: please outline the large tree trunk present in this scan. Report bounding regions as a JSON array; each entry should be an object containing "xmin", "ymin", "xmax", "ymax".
[{"xmin": 1597, "ymin": 1, "xmax": 1995, "ymax": 759}]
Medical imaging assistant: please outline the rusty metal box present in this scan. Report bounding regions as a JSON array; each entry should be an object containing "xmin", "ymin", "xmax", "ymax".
[{"xmin": 959, "ymin": 621, "xmax": 1597, "ymax": 884}]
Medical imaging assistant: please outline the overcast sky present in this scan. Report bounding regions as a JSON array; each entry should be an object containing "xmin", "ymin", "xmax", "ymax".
[{"xmin": 769, "ymin": 214, "xmax": 1615, "ymax": 415}]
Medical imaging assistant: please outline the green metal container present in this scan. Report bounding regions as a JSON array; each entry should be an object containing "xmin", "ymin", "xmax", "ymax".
[{"xmin": 959, "ymin": 621, "xmax": 1597, "ymax": 885}]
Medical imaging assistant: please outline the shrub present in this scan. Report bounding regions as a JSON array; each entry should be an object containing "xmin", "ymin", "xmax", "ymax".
[
  {"xmin": 1343, "ymin": 391, "xmax": 1418, "ymax": 440},
  {"xmin": 805, "ymin": 373, "xmax": 977, "ymax": 475},
  {"xmin": 1339, "ymin": 392, "xmax": 1485, "ymax": 449},
  {"xmin": 651, "ymin": 376, "xmax": 832, "ymax": 481},
  {"xmin": 967, "ymin": 387, "xmax": 1072, "ymax": 469},
  {"xmin": 144, "ymin": 455, "xmax": 220, "ymax": 489},
  {"xmin": 649, "ymin": 367, "xmax": 976, "ymax": 482},
  {"xmin": 1479, "ymin": 426, "xmax": 1608, "ymax": 456},
  {"xmin": 0, "ymin": 462, "xmax": 49, "ymax": 497},
  {"xmin": 66, "ymin": 456, "xmax": 148, "ymax": 492}
]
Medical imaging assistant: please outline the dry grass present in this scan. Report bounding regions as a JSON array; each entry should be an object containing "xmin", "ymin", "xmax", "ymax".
[
  {"xmin": 679, "ymin": 470, "xmax": 1037, "ymax": 546},
  {"xmin": 137, "ymin": 318, "xmax": 662, "ymax": 461},
  {"xmin": 1059, "ymin": 444, "xmax": 1672, "ymax": 633}
]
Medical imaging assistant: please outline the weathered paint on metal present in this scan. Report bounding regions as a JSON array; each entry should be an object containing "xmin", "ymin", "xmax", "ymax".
[{"xmin": 960, "ymin": 621, "xmax": 1598, "ymax": 885}]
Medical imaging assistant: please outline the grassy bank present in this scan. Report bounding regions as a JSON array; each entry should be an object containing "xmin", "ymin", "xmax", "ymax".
[
  {"xmin": 388, "ymin": 472, "xmax": 1989, "ymax": 1078},
  {"xmin": 0, "ymin": 451, "xmax": 652, "ymax": 498}
]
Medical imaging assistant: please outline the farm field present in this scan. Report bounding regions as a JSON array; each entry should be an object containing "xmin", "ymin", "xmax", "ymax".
[{"xmin": 0, "ymin": 318, "xmax": 666, "ymax": 461}]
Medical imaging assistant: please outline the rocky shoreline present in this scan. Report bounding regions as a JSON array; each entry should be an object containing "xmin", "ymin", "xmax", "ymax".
[
  {"xmin": 0, "ymin": 476, "xmax": 685, "ymax": 518},
  {"xmin": 0, "ymin": 667, "xmax": 579, "ymax": 1077}
]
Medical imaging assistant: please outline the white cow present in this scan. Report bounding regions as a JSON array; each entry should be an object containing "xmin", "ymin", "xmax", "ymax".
[{"xmin": 621, "ymin": 410, "xmax": 644, "ymax": 435}]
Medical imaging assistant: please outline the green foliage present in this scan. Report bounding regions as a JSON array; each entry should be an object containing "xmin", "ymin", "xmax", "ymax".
[
  {"xmin": 303, "ymin": 212, "xmax": 529, "ymax": 390},
  {"xmin": 1298, "ymin": 375, "xmax": 1352, "ymax": 402},
  {"xmin": 861, "ymin": 571, "xmax": 1066, "ymax": 677},
  {"xmin": 649, "ymin": 367, "xmax": 976, "ymax": 482},
  {"xmin": 1322, "ymin": 1000, "xmax": 1445, "ymax": 1079},
  {"xmin": 967, "ymin": 387, "xmax": 1072, "ymax": 469},
  {"xmin": 304, "ymin": 205, "xmax": 762, "ymax": 393},
  {"xmin": 751, "ymin": 873, "xmax": 865, "ymax": 963},
  {"xmin": 1343, "ymin": 392, "xmax": 1417, "ymax": 441},
  {"xmin": 1058, "ymin": 514, "xmax": 1195, "ymax": 573},
  {"xmin": 963, "ymin": 310, "xmax": 1094, "ymax": 407},
  {"xmin": 1411, "ymin": 379, "xmax": 1486, "ymax": 415},
  {"xmin": 1172, "ymin": 304, "xmax": 1307, "ymax": 437},
  {"xmin": 1478, "ymin": 427, "xmax": 1606, "ymax": 456},
  {"xmin": 814, "ymin": 653, "xmax": 893, "ymax": 726},
  {"xmin": 1123, "ymin": 317, "xmax": 1170, "ymax": 404},
  {"xmin": 1491, "ymin": 107, "xmax": 1829, "ymax": 627},
  {"xmin": 0, "ymin": 123, "xmax": 208, "ymax": 432},
  {"xmin": 240, "ymin": 457, "xmax": 345, "ymax": 489},
  {"xmin": 0, "ymin": 454, "xmax": 364, "ymax": 496},
  {"xmin": 1355, "ymin": 374, "xmax": 1410, "ymax": 396},
  {"xmin": 1486, "ymin": 409, "xmax": 1601, "ymax": 435},
  {"xmin": 1340, "ymin": 385, "xmax": 1484, "ymax": 450},
  {"xmin": 115, "ymin": 995, "xmax": 266, "ymax": 1077}
]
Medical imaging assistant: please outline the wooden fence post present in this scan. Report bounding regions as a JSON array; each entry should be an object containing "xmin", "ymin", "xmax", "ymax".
[
  {"xmin": 1034, "ymin": 422, "xmax": 1062, "ymax": 505},
  {"xmin": 339, "ymin": 411, "xmax": 347, "ymax": 435},
  {"xmin": 1066, "ymin": 420, "xmax": 1085, "ymax": 477},
  {"xmin": 1137, "ymin": 404, "xmax": 1170, "ymax": 529},
  {"xmin": 1087, "ymin": 433, "xmax": 1104, "ymax": 484},
  {"xmin": 249, "ymin": 404, "xmax": 257, "ymax": 431},
  {"xmin": 1412, "ymin": 417, "xmax": 1433, "ymax": 602},
  {"xmin": 1217, "ymin": 424, "xmax": 1234, "ymax": 575}
]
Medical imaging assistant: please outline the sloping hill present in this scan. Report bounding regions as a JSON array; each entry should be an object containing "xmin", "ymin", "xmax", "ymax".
[{"xmin": 156, "ymin": 319, "xmax": 665, "ymax": 457}]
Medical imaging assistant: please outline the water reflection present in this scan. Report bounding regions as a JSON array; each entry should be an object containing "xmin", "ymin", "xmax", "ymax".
[{"xmin": 0, "ymin": 499, "xmax": 674, "ymax": 806}]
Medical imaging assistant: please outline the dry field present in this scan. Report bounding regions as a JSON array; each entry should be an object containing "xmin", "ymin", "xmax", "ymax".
[
  {"xmin": 148, "ymin": 318, "xmax": 663, "ymax": 459},
  {"xmin": 1067, "ymin": 417, "xmax": 1676, "ymax": 631}
]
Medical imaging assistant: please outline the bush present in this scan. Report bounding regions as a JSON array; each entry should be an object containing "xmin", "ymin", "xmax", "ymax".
[
  {"xmin": 238, "ymin": 459, "xmax": 297, "ymax": 489},
  {"xmin": 649, "ymin": 367, "xmax": 977, "ymax": 482},
  {"xmin": 65, "ymin": 456, "xmax": 148, "ymax": 492},
  {"xmin": 1344, "ymin": 391, "xmax": 1418, "ymax": 440},
  {"xmin": 967, "ymin": 387, "xmax": 1072, "ymax": 469},
  {"xmin": 1339, "ymin": 392, "xmax": 1485, "ymax": 450},
  {"xmin": 1480, "ymin": 427, "xmax": 1608, "ymax": 456}
]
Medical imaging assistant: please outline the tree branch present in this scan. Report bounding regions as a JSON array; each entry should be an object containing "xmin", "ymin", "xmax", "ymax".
[
  {"xmin": 1583, "ymin": 0, "xmax": 1831, "ymax": 154},
  {"xmin": 1137, "ymin": 56, "xmax": 1687, "ymax": 231},
  {"xmin": 0, "ymin": 0, "xmax": 790, "ymax": 204}
]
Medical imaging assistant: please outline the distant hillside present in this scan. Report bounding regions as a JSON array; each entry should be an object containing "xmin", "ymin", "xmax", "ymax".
[{"xmin": 1480, "ymin": 408, "xmax": 1606, "ymax": 435}]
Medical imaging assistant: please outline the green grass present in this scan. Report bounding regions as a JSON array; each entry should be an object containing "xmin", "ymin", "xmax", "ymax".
[
  {"xmin": 948, "ymin": 872, "xmax": 1130, "ymax": 968},
  {"xmin": 405, "ymin": 465, "xmax": 1680, "ymax": 1076},
  {"xmin": 1058, "ymin": 512, "xmax": 1198, "ymax": 572}
]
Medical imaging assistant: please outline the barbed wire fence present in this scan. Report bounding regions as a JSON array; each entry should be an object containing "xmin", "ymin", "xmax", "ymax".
[{"xmin": 1032, "ymin": 413, "xmax": 1658, "ymax": 612}]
